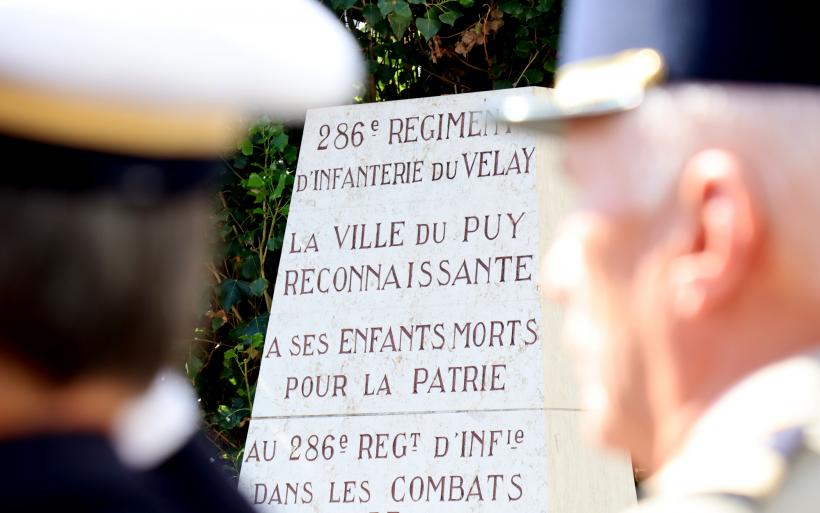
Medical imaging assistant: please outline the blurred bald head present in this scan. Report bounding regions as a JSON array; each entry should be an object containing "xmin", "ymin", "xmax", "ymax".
[
  {"xmin": 548, "ymin": 84, "xmax": 820, "ymax": 470},
  {"xmin": 621, "ymin": 85, "xmax": 820, "ymax": 301}
]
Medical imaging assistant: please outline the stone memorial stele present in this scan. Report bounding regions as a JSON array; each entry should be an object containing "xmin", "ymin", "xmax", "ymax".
[{"xmin": 238, "ymin": 88, "xmax": 637, "ymax": 513}]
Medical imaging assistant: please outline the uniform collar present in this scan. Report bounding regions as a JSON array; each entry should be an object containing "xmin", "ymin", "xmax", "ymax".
[
  {"xmin": 645, "ymin": 347, "xmax": 820, "ymax": 499},
  {"xmin": 112, "ymin": 370, "xmax": 201, "ymax": 470}
]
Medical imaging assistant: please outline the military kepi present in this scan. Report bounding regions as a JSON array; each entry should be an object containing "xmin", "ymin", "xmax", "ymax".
[
  {"xmin": 502, "ymin": 0, "xmax": 819, "ymax": 124},
  {"xmin": 0, "ymin": 0, "xmax": 364, "ymax": 194}
]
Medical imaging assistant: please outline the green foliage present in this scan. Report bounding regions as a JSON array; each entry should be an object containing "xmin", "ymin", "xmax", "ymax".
[
  {"xmin": 323, "ymin": 0, "xmax": 563, "ymax": 100},
  {"xmin": 186, "ymin": 121, "xmax": 297, "ymax": 477},
  {"xmin": 188, "ymin": 1, "xmax": 563, "ymax": 479}
]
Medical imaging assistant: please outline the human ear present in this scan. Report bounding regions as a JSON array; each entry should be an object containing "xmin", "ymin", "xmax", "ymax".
[{"xmin": 668, "ymin": 149, "xmax": 762, "ymax": 318}]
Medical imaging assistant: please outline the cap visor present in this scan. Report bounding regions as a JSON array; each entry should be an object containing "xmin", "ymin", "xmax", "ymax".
[{"xmin": 497, "ymin": 87, "xmax": 644, "ymax": 130}]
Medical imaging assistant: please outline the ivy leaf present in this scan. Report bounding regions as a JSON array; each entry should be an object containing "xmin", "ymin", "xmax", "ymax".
[
  {"xmin": 515, "ymin": 39, "xmax": 534, "ymax": 56},
  {"xmin": 239, "ymin": 254, "xmax": 260, "ymax": 280},
  {"xmin": 393, "ymin": 0, "xmax": 411, "ymax": 18},
  {"xmin": 249, "ymin": 277, "xmax": 268, "ymax": 297},
  {"xmin": 272, "ymin": 173, "xmax": 287, "ymax": 199},
  {"xmin": 230, "ymin": 314, "xmax": 270, "ymax": 340},
  {"xmin": 185, "ymin": 355, "xmax": 203, "ymax": 378},
  {"xmin": 438, "ymin": 9, "xmax": 462, "ymax": 26},
  {"xmin": 416, "ymin": 14, "xmax": 441, "ymax": 41},
  {"xmin": 217, "ymin": 279, "xmax": 251, "ymax": 311},
  {"xmin": 362, "ymin": 4, "xmax": 383, "ymax": 25},
  {"xmin": 458, "ymin": 0, "xmax": 474, "ymax": 5},
  {"xmin": 388, "ymin": 8, "xmax": 412, "ymax": 39},
  {"xmin": 524, "ymin": 68, "xmax": 544, "ymax": 84},
  {"xmin": 271, "ymin": 132, "xmax": 289, "ymax": 151},
  {"xmin": 377, "ymin": 0, "xmax": 396, "ymax": 16},
  {"xmin": 245, "ymin": 172, "xmax": 265, "ymax": 189},
  {"xmin": 267, "ymin": 234, "xmax": 283, "ymax": 251},
  {"xmin": 537, "ymin": 0, "xmax": 555, "ymax": 12},
  {"xmin": 283, "ymin": 145, "xmax": 298, "ymax": 164},
  {"xmin": 239, "ymin": 139, "xmax": 253, "ymax": 156},
  {"xmin": 211, "ymin": 316, "xmax": 226, "ymax": 331},
  {"xmin": 499, "ymin": 0, "xmax": 524, "ymax": 16},
  {"xmin": 250, "ymin": 333, "xmax": 265, "ymax": 349}
]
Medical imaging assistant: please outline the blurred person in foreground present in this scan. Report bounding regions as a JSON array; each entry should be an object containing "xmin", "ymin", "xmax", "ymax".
[
  {"xmin": 504, "ymin": 0, "xmax": 820, "ymax": 511},
  {"xmin": 0, "ymin": 1, "xmax": 362, "ymax": 511}
]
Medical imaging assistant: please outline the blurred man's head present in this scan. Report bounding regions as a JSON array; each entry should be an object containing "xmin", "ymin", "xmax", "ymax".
[
  {"xmin": 500, "ymin": 0, "xmax": 820, "ymax": 476},
  {"xmin": 0, "ymin": 177, "xmax": 210, "ymax": 389},
  {"xmin": 0, "ymin": 140, "xmax": 214, "ymax": 436},
  {"xmin": 0, "ymin": 0, "xmax": 364, "ymax": 437},
  {"xmin": 546, "ymin": 84, "xmax": 820, "ymax": 471}
]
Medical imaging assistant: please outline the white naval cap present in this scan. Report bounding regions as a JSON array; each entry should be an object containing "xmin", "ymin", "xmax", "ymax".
[{"xmin": 0, "ymin": 0, "xmax": 364, "ymax": 156}]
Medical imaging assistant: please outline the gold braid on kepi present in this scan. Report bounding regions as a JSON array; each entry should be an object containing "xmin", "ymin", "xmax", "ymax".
[{"xmin": 0, "ymin": 80, "xmax": 238, "ymax": 159}]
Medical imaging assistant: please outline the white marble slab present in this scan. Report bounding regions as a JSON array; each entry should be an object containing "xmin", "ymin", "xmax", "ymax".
[{"xmin": 239, "ymin": 88, "xmax": 636, "ymax": 513}]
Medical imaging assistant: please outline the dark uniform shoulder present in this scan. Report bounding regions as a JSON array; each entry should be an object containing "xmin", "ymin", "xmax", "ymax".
[
  {"xmin": 0, "ymin": 433, "xmax": 168, "ymax": 513},
  {"xmin": 142, "ymin": 433, "xmax": 257, "ymax": 513}
]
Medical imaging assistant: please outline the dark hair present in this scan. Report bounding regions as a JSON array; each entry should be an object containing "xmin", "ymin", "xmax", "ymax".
[{"xmin": 0, "ymin": 189, "xmax": 209, "ymax": 386}]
